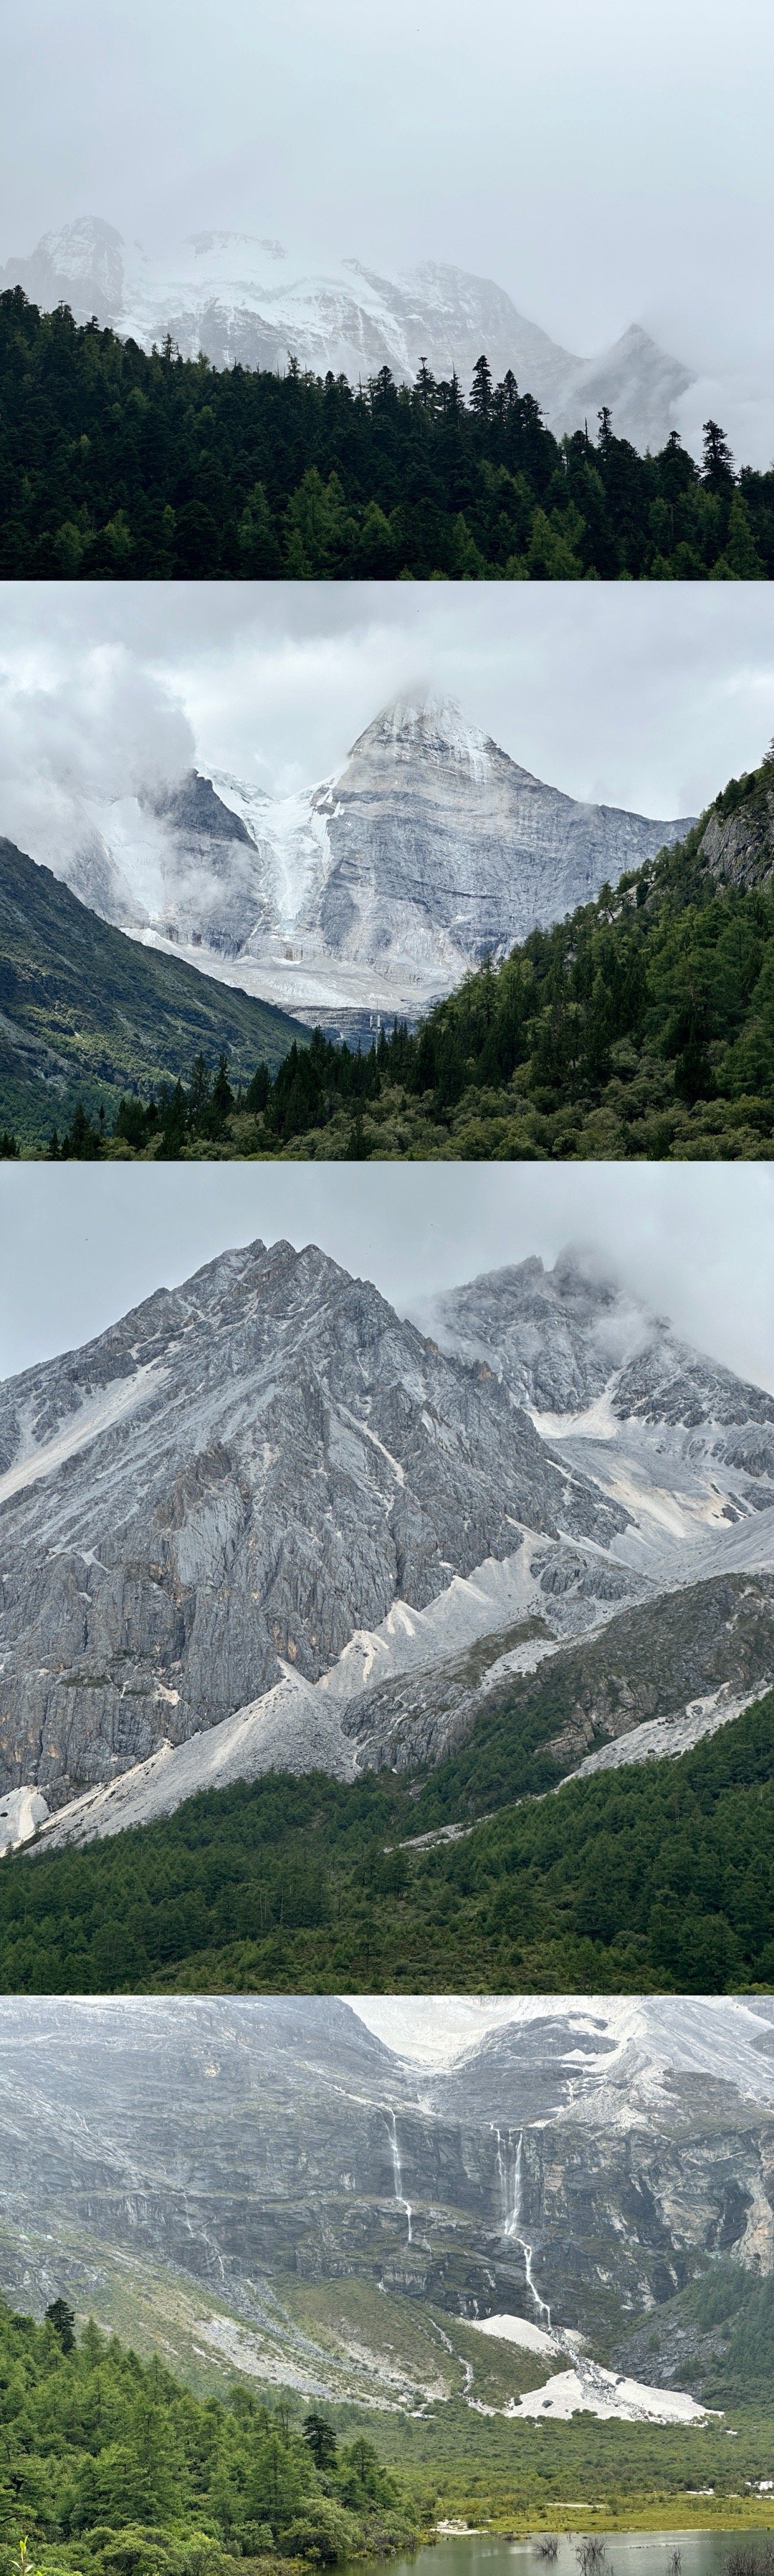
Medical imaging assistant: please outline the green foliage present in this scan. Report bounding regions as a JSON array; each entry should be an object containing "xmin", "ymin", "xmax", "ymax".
[
  {"xmin": 1, "ymin": 292, "xmax": 772, "ymax": 580},
  {"xmin": 1, "ymin": 1692, "xmax": 772, "ymax": 1994},
  {"xmin": 0, "ymin": 840, "xmax": 305, "ymax": 1150},
  {"xmin": 0, "ymin": 2298, "xmax": 416, "ymax": 2569},
  {"xmin": 45, "ymin": 2304, "xmax": 76, "ymax": 2357},
  {"xmin": 362, "ymin": 2388, "xmax": 774, "ymax": 2532}
]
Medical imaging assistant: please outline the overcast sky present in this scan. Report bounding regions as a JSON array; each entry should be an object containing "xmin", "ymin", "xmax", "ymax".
[
  {"xmin": 3, "ymin": 0, "xmax": 774, "ymax": 416},
  {"xmin": 1, "ymin": 584, "xmax": 774, "ymax": 841},
  {"xmin": 1, "ymin": 1163, "xmax": 772, "ymax": 1396}
]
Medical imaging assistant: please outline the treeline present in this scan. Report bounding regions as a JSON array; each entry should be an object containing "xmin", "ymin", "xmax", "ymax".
[
  {"xmin": 0, "ymin": 288, "xmax": 771, "ymax": 579},
  {"xmin": 0, "ymin": 2295, "xmax": 416, "ymax": 2572},
  {"xmin": 14, "ymin": 775, "xmax": 774, "ymax": 1164},
  {"xmin": 1, "ymin": 1692, "xmax": 771, "ymax": 1993}
]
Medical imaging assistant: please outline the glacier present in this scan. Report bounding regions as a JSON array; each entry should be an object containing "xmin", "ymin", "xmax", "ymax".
[{"xmin": 15, "ymin": 692, "xmax": 694, "ymax": 1028}]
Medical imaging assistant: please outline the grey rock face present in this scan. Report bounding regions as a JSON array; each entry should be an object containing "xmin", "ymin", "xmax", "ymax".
[
  {"xmin": 287, "ymin": 697, "xmax": 692, "ymax": 966},
  {"xmin": 0, "ymin": 1237, "xmax": 626, "ymax": 1804},
  {"xmin": 0, "ymin": 1998, "xmax": 770, "ymax": 2358},
  {"xmin": 431, "ymin": 1250, "xmax": 774, "ymax": 1551},
  {"xmin": 48, "ymin": 697, "xmax": 692, "ymax": 1018},
  {"xmin": 697, "ymin": 773, "xmax": 774, "ymax": 892},
  {"xmin": 0, "ymin": 221, "xmax": 697, "ymax": 451},
  {"xmin": 145, "ymin": 774, "xmax": 277, "ymax": 956},
  {"xmin": 344, "ymin": 1569, "xmax": 774, "ymax": 1778}
]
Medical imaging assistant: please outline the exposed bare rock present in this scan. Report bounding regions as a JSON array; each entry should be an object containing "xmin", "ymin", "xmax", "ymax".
[{"xmin": 0, "ymin": 1236, "xmax": 626, "ymax": 1805}]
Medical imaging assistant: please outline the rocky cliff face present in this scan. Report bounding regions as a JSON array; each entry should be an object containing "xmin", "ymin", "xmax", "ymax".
[
  {"xmin": 0, "ymin": 220, "xmax": 696, "ymax": 450},
  {"xmin": 30, "ymin": 696, "xmax": 693, "ymax": 1023},
  {"xmin": 0, "ymin": 1237, "xmax": 626, "ymax": 1805},
  {"xmin": 3, "ymin": 1240, "xmax": 774, "ymax": 1830},
  {"xmin": 430, "ymin": 1251, "xmax": 774, "ymax": 1573},
  {"xmin": 0, "ymin": 1998, "xmax": 770, "ymax": 2361},
  {"xmin": 696, "ymin": 761, "xmax": 774, "ymax": 893},
  {"xmin": 343, "ymin": 1570, "xmax": 774, "ymax": 1776},
  {"xmin": 269, "ymin": 696, "xmax": 690, "ymax": 969}
]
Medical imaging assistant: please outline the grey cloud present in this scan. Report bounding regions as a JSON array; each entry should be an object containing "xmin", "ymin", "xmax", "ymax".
[
  {"xmin": 2, "ymin": 0, "xmax": 774, "ymax": 456},
  {"xmin": 0, "ymin": 644, "xmax": 194, "ymax": 872},
  {"xmin": 1, "ymin": 582, "xmax": 773, "ymax": 827},
  {"xmin": 1, "ymin": 1164, "xmax": 773, "ymax": 1405}
]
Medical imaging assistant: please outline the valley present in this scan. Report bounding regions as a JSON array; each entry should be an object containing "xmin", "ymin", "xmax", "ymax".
[
  {"xmin": 2, "ymin": 695, "xmax": 692, "ymax": 1030},
  {"xmin": 0, "ymin": 1998, "xmax": 772, "ymax": 2538},
  {"xmin": 14, "ymin": 744, "xmax": 768, "ymax": 1166}
]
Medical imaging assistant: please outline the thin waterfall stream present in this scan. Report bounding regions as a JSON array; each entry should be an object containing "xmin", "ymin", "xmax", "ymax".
[
  {"xmin": 495, "ymin": 2124, "xmax": 551, "ymax": 2326},
  {"xmin": 386, "ymin": 2110, "xmax": 412, "ymax": 2244}
]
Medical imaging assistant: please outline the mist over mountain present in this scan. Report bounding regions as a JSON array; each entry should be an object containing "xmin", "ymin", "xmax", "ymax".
[
  {"xmin": 19, "ymin": 694, "xmax": 692, "ymax": 1028},
  {"xmin": 0, "ymin": 219, "xmax": 696, "ymax": 454}
]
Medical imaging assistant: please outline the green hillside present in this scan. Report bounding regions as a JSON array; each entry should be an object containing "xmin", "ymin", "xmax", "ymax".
[
  {"xmin": 0, "ymin": 2289, "xmax": 771, "ymax": 2565},
  {"xmin": 0, "ymin": 2294, "xmax": 417, "ymax": 2573},
  {"xmin": 0, "ymin": 288, "xmax": 772, "ymax": 580},
  {"xmin": 1, "ymin": 1684, "xmax": 772, "ymax": 1996},
  {"xmin": 0, "ymin": 837, "xmax": 305, "ymax": 1147}
]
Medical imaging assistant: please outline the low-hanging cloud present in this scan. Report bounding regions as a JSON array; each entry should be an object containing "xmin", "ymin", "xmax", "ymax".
[{"xmin": 0, "ymin": 643, "xmax": 194, "ymax": 876}]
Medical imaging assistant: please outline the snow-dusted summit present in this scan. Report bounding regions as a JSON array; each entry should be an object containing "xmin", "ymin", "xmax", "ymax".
[
  {"xmin": 23, "ymin": 693, "xmax": 693, "ymax": 1026},
  {"xmin": 430, "ymin": 1250, "xmax": 774, "ymax": 1576},
  {"xmin": 1, "ymin": 1240, "xmax": 773, "ymax": 1854},
  {"xmin": 0, "ymin": 217, "xmax": 696, "ymax": 453}
]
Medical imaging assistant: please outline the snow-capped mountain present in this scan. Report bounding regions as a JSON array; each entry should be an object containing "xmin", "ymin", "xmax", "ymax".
[
  {"xmin": 29, "ymin": 694, "xmax": 693, "ymax": 1025},
  {"xmin": 0, "ymin": 216, "xmax": 695, "ymax": 452},
  {"xmin": 0, "ymin": 1241, "xmax": 772, "ymax": 1851},
  {"xmin": 430, "ymin": 1250, "xmax": 774, "ymax": 1571}
]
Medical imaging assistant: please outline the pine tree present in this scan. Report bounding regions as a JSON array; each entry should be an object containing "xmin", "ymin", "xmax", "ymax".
[
  {"xmin": 702, "ymin": 418, "xmax": 735, "ymax": 489},
  {"xmin": 469, "ymin": 353, "xmax": 492, "ymax": 418},
  {"xmin": 302, "ymin": 2413, "xmax": 337, "ymax": 2469},
  {"xmin": 46, "ymin": 2298, "xmax": 75, "ymax": 2353}
]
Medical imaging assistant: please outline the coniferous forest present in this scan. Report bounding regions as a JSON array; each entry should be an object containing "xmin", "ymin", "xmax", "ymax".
[
  {"xmin": 0, "ymin": 289, "xmax": 772, "ymax": 580},
  {"xmin": 0, "ymin": 2292, "xmax": 772, "ymax": 2572},
  {"xmin": 0, "ymin": 1687, "xmax": 770, "ymax": 1997},
  {"xmin": 0, "ymin": 2295, "xmax": 418, "ymax": 2573}
]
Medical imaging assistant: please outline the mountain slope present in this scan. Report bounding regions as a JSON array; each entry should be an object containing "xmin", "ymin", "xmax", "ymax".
[
  {"xmin": 0, "ymin": 1995, "xmax": 771, "ymax": 2368},
  {"xmin": 0, "ymin": 834, "xmax": 304, "ymax": 1145},
  {"xmin": 0, "ymin": 1235, "xmax": 629, "ymax": 1807},
  {"xmin": 39, "ymin": 696, "xmax": 692, "ymax": 1024},
  {"xmin": 1, "ymin": 1685, "xmax": 770, "ymax": 1992},
  {"xmin": 211, "ymin": 755, "xmax": 774, "ymax": 1162},
  {"xmin": 431, "ymin": 1251, "xmax": 774, "ymax": 1569},
  {"xmin": 0, "ymin": 220, "xmax": 695, "ymax": 450},
  {"xmin": 1, "ymin": 1242, "xmax": 773, "ymax": 1859}
]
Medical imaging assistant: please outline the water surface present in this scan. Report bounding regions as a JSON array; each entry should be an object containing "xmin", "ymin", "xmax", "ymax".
[{"xmin": 386, "ymin": 2535, "xmax": 769, "ymax": 2576}]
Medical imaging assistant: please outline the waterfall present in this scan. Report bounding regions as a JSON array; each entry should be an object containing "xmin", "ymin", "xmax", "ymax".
[
  {"xmin": 502, "ymin": 2127, "xmax": 550, "ymax": 2325},
  {"xmin": 492, "ymin": 2124, "xmax": 508, "ymax": 2225},
  {"xmin": 386, "ymin": 2110, "xmax": 412, "ymax": 2244}
]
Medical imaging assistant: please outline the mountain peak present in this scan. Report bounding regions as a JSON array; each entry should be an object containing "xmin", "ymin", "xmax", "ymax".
[{"xmin": 351, "ymin": 690, "xmax": 492, "ymax": 772}]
